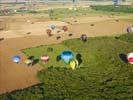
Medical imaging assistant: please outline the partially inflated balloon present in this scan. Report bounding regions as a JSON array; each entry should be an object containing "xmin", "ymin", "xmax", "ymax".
[
  {"xmin": 70, "ymin": 59, "xmax": 78, "ymax": 70},
  {"xmin": 61, "ymin": 51, "xmax": 74, "ymax": 64}
]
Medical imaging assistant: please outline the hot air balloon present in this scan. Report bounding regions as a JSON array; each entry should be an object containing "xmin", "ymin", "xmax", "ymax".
[
  {"xmin": 61, "ymin": 51, "xmax": 74, "ymax": 64},
  {"xmin": 62, "ymin": 26, "xmax": 68, "ymax": 32},
  {"xmin": 46, "ymin": 29, "xmax": 52, "ymax": 36},
  {"xmin": 127, "ymin": 26, "xmax": 133, "ymax": 34},
  {"xmin": 41, "ymin": 55, "xmax": 49, "ymax": 63},
  {"xmin": 70, "ymin": 59, "xmax": 79, "ymax": 70},
  {"xmin": 80, "ymin": 34, "xmax": 87, "ymax": 42},
  {"xmin": 12, "ymin": 55, "xmax": 21, "ymax": 64},
  {"xmin": 50, "ymin": 24, "xmax": 56, "ymax": 30},
  {"xmin": 24, "ymin": 59, "xmax": 33, "ymax": 67},
  {"xmin": 127, "ymin": 53, "xmax": 133, "ymax": 64}
]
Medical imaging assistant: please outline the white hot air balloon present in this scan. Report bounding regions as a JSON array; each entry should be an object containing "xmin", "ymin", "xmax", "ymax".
[{"xmin": 127, "ymin": 53, "xmax": 133, "ymax": 64}]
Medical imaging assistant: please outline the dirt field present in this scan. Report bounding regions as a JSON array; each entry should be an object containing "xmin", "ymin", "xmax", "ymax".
[
  {"xmin": 68, "ymin": 20, "xmax": 132, "ymax": 37},
  {"xmin": 0, "ymin": 11, "xmax": 133, "ymax": 94}
]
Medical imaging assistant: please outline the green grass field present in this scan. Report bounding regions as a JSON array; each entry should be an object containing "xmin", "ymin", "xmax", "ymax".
[
  {"xmin": 91, "ymin": 5, "xmax": 133, "ymax": 13},
  {"xmin": 1, "ymin": 5, "xmax": 132, "ymax": 17},
  {"xmin": 48, "ymin": 7, "xmax": 128, "ymax": 20},
  {"xmin": 1, "ymin": 33, "xmax": 133, "ymax": 100}
]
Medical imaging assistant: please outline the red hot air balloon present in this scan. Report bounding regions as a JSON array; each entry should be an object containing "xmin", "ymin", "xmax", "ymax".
[
  {"xmin": 40, "ymin": 55, "xmax": 49, "ymax": 63},
  {"xmin": 127, "ymin": 53, "xmax": 133, "ymax": 64},
  {"xmin": 46, "ymin": 29, "xmax": 52, "ymax": 36},
  {"xmin": 62, "ymin": 26, "xmax": 68, "ymax": 32},
  {"xmin": 80, "ymin": 34, "xmax": 87, "ymax": 42}
]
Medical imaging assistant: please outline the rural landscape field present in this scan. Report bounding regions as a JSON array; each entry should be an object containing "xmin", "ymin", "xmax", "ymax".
[{"xmin": 0, "ymin": 0, "xmax": 133, "ymax": 99}]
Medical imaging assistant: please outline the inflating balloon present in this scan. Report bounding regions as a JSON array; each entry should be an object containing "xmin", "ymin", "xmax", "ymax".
[
  {"xmin": 127, "ymin": 53, "xmax": 133, "ymax": 64},
  {"xmin": 12, "ymin": 55, "xmax": 21, "ymax": 63},
  {"xmin": 70, "ymin": 59, "xmax": 78, "ymax": 70},
  {"xmin": 61, "ymin": 51, "xmax": 74, "ymax": 64}
]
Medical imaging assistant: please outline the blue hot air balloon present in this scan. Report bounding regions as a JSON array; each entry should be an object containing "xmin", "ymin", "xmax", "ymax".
[
  {"xmin": 12, "ymin": 55, "xmax": 21, "ymax": 63},
  {"xmin": 50, "ymin": 24, "xmax": 56, "ymax": 30},
  {"xmin": 61, "ymin": 51, "xmax": 74, "ymax": 64}
]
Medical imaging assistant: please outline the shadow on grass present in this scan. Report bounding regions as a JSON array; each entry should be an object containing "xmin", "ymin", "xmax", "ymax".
[
  {"xmin": 33, "ymin": 59, "xmax": 39, "ymax": 65},
  {"xmin": 56, "ymin": 55, "xmax": 61, "ymax": 62},
  {"xmin": 76, "ymin": 53, "xmax": 82, "ymax": 65},
  {"xmin": 28, "ymin": 56, "xmax": 34, "ymax": 60},
  {"xmin": 28, "ymin": 56, "xmax": 39, "ymax": 65},
  {"xmin": 119, "ymin": 53, "xmax": 128, "ymax": 63}
]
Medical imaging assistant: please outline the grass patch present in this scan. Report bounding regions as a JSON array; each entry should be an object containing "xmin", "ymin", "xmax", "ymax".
[
  {"xmin": 119, "ymin": 33, "xmax": 133, "ymax": 44},
  {"xmin": 22, "ymin": 44, "xmax": 72, "ymax": 68},
  {"xmin": 16, "ymin": 10, "xmax": 41, "ymax": 14},
  {"xmin": 48, "ymin": 7, "xmax": 126, "ymax": 20},
  {"xmin": 1, "ymin": 34, "xmax": 133, "ymax": 99},
  {"xmin": 123, "ymin": 19, "xmax": 133, "ymax": 22},
  {"xmin": 91, "ymin": 5, "xmax": 133, "ymax": 13}
]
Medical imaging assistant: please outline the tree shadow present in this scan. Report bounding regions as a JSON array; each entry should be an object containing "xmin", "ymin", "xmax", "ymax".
[
  {"xmin": 56, "ymin": 55, "xmax": 61, "ymax": 62},
  {"xmin": 76, "ymin": 53, "xmax": 82, "ymax": 65},
  {"xmin": 119, "ymin": 53, "xmax": 128, "ymax": 63}
]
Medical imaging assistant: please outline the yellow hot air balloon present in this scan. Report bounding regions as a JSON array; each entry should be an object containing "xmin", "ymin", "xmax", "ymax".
[{"xmin": 70, "ymin": 59, "xmax": 79, "ymax": 70}]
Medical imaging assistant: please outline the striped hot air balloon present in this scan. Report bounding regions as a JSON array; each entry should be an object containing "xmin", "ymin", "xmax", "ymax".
[
  {"xmin": 127, "ymin": 53, "xmax": 133, "ymax": 64},
  {"xmin": 41, "ymin": 55, "xmax": 49, "ymax": 63}
]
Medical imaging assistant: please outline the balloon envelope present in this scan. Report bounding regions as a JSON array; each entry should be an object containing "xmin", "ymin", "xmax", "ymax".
[
  {"xmin": 41, "ymin": 55, "xmax": 49, "ymax": 63},
  {"xmin": 61, "ymin": 51, "xmax": 74, "ymax": 64},
  {"xmin": 70, "ymin": 59, "xmax": 79, "ymax": 70},
  {"xmin": 127, "ymin": 26, "xmax": 133, "ymax": 33},
  {"xmin": 80, "ymin": 34, "xmax": 87, "ymax": 42},
  {"xmin": 62, "ymin": 26, "xmax": 68, "ymax": 32},
  {"xmin": 127, "ymin": 53, "xmax": 133, "ymax": 64},
  {"xmin": 51, "ymin": 24, "xmax": 56, "ymax": 30},
  {"xmin": 13, "ymin": 56, "xmax": 21, "ymax": 63}
]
